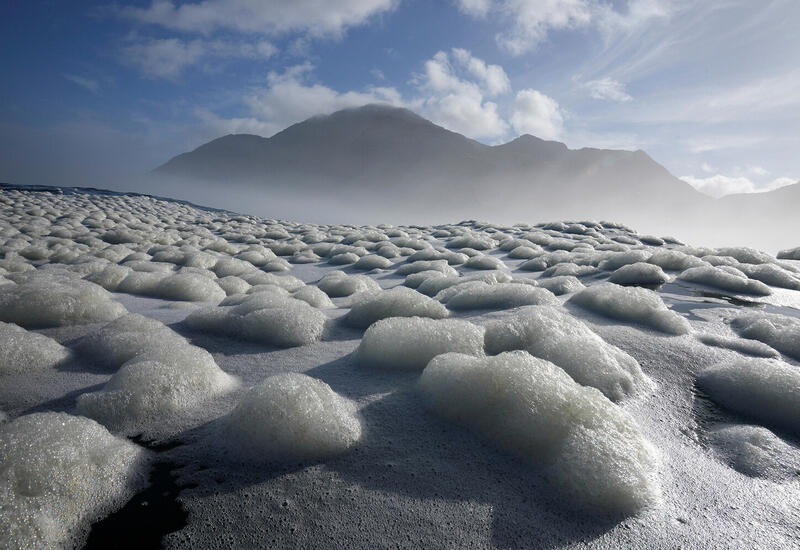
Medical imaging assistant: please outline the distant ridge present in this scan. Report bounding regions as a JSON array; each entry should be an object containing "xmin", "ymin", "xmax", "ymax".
[{"xmin": 154, "ymin": 104, "xmax": 710, "ymax": 231}]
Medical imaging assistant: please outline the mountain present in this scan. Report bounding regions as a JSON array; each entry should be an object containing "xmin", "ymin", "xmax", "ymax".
[{"xmin": 152, "ymin": 104, "xmax": 715, "ymax": 239}]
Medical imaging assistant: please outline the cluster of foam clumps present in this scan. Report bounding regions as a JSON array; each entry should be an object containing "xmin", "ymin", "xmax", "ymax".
[
  {"xmin": 75, "ymin": 314, "xmax": 239, "ymax": 436},
  {"xmin": 2, "ymin": 186, "xmax": 800, "ymax": 536},
  {"xmin": 0, "ymin": 412, "xmax": 150, "ymax": 549},
  {"xmin": 419, "ymin": 352, "xmax": 660, "ymax": 515},
  {"xmin": 219, "ymin": 373, "xmax": 361, "ymax": 462}
]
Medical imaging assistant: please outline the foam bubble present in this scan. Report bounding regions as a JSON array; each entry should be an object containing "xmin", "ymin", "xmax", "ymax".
[
  {"xmin": 344, "ymin": 287, "xmax": 449, "ymax": 329},
  {"xmin": 76, "ymin": 343, "xmax": 238, "ymax": 436},
  {"xmin": 608, "ymin": 262, "xmax": 669, "ymax": 287},
  {"xmin": 220, "ymin": 373, "xmax": 361, "ymax": 462},
  {"xmin": 418, "ymin": 351, "xmax": 659, "ymax": 515},
  {"xmin": 0, "ymin": 412, "xmax": 149, "ymax": 549},
  {"xmin": 0, "ymin": 272, "xmax": 126, "ymax": 328},
  {"xmin": 443, "ymin": 282, "xmax": 558, "ymax": 311},
  {"xmin": 569, "ymin": 282, "xmax": 691, "ymax": 335},
  {"xmin": 730, "ymin": 312, "xmax": 800, "ymax": 360},
  {"xmin": 707, "ymin": 424, "xmax": 800, "ymax": 480},
  {"xmin": 356, "ymin": 317, "xmax": 485, "ymax": 370},
  {"xmin": 0, "ymin": 321, "xmax": 71, "ymax": 374},
  {"xmin": 678, "ymin": 266, "xmax": 771, "ymax": 296},
  {"xmin": 697, "ymin": 359, "xmax": 800, "ymax": 435},
  {"xmin": 485, "ymin": 306, "xmax": 650, "ymax": 401}
]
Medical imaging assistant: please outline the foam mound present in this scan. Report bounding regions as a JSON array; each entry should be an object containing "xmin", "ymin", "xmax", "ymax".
[
  {"xmin": 443, "ymin": 282, "xmax": 558, "ymax": 311},
  {"xmin": 0, "ymin": 273, "xmax": 126, "ymax": 328},
  {"xmin": 608, "ymin": 262, "xmax": 669, "ymax": 287},
  {"xmin": 416, "ymin": 271, "xmax": 511, "ymax": 297},
  {"xmin": 678, "ymin": 266, "xmax": 771, "ymax": 296},
  {"xmin": 317, "ymin": 271, "xmax": 381, "ymax": 297},
  {"xmin": 696, "ymin": 334, "xmax": 778, "ymax": 358},
  {"xmin": 707, "ymin": 424, "xmax": 800, "ymax": 480},
  {"xmin": 569, "ymin": 282, "xmax": 691, "ymax": 335},
  {"xmin": 76, "ymin": 313, "xmax": 189, "ymax": 369},
  {"xmin": 484, "ymin": 306, "xmax": 650, "ymax": 401},
  {"xmin": 536, "ymin": 275, "xmax": 585, "ymax": 295},
  {"xmin": 0, "ymin": 412, "xmax": 149, "ymax": 549},
  {"xmin": 356, "ymin": 317, "xmax": 485, "ymax": 370},
  {"xmin": 343, "ymin": 287, "xmax": 449, "ymax": 329},
  {"xmin": 696, "ymin": 359, "xmax": 800, "ymax": 435},
  {"xmin": 186, "ymin": 295, "xmax": 326, "ymax": 347},
  {"xmin": 418, "ymin": 351, "xmax": 659, "ymax": 515},
  {"xmin": 220, "ymin": 373, "xmax": 361, "ymax": 462},
  {"xmin": 0, "ymin": 321, "xmax": 71, "ymax": 375},
  {"xmin": 76, "ymin": 326, "xmax": 238, "ymax": 434},
  {"xmin": 154, "ymin": 272, "xmax": 226, "ymax": 302},
  {"xmin": 777, "ymin": 246, "xmax": 800, "ymax": 260},
  {"xmin": 730, "ymin": 312, "xmax": 800, "ymax": 360}
]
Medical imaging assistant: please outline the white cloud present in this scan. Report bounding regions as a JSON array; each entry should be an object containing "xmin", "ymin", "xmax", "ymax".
[
  {"xmin": 125, "ymin": 0, "xmax": 396, "ymax": 37},
  {"xmin": 584, "ymin": 77, "xmax": 632, "ymax": 102},
  {"xmin": 684, "ymin": 135, "xmax": 765, "ymax": 154},
  {"xmin": 455, "ymin": 0, "xmax": 492, "ymax": 18},
  {"xmin": 123, "ymin": 37, "xmax": 277, "ymax": 79},
  {"xmin": 681, "ymin": 174, "xmax": 796, "ymax": 198},
  {"xmin": 458, "ymin": 0, "xmax": 670, "ymax": 55},
  {"xmin": 510, "ymin": 89, "xmax": 564, "ymax": 140},
  {"xmin": 497, "ymin": 0, "xmax": 593, "ymax": 55},
  {"xmin": 194, "ymin": 108, "xmax": 278, "ymax": 136},
  {"xmin": 451, "ymin": 48, "xmax": 510, "ymax": 96},
  {"xmin": 243, "ymin": 64, "xmax": 404, "ymax": 136},
  {"xmin": 63, "ymin": 74, "xmax": 100, "ymax": 94},
  {"xmin": 417, "ymin": 49, "xmax": 510, "ymax": 139},
  {"xmin": 209, "ymin": 49, "xmax": 515, "ymax": 142}
]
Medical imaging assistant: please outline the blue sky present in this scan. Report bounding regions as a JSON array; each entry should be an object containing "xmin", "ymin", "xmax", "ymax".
[{"xmin": 1, "ymin": 0, "xmax": 798, "ymax": 197}]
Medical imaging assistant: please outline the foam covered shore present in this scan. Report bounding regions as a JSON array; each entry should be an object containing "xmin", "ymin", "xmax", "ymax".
[{"xmin": 1, "ymin": 186, "xmax": 799, "ymax": 549}]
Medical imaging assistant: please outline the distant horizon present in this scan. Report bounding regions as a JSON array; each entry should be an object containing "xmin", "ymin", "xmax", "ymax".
[{"xmin": 2, "ymin": 1, "xmax": 798, "ymax": 199}]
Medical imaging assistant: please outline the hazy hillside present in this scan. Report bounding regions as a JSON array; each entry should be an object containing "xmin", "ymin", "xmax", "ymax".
[
  {"xmin": 154, "ymin": 105, "xmax": 707, "ymax": 229},
  {"xmin": 151, "ymin": 104, "xmax": 794, "ymax": 251}
]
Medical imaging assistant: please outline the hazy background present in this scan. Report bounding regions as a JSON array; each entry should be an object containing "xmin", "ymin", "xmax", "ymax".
[{"xmin": 1, "ymin": 1, "xmax": 799, "ymax": 249}]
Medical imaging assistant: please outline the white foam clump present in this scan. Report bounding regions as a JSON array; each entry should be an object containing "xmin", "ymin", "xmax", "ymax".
[
  {"xmin": 678, "ymin": 265, "xmax": 771, "ymax": 296},
  {"xmin": 76, "ymin": 317, "xmax": 238, "ymax": 434},
  {"xmin": 443, "ymin": 282, "xmax": 558, "ymax": 311},
  {"xmin": 0, "ymin": 412, "xmax": 149, "ymax": 549},
  {"xmin": 708, "ymin": 424, "xmax": 800, "ymax": 480},
  {"xmin": 569, "ymin": 282, "xmax": 691, "ymax": 335},
  {"xmin": 484, "ymin": 306, "xmax": 650, "ymax": 401},
  {"xmin": 647, "ymin": 249, "xmax": 705, "ymax": 271},
  {"xmin": 696, "ymin": 333, "xmax": 778, "ymax": 358},
  {"xmin": 0, "ymin": 272, "xmax": 126, "ymax": 328},
  {"xmin": 730, "ymin": 312, "xmax": 800, "ymax": 360},
  {"xmin": 608, "ymin": 262, "xmax": 669, "ymax": 286},
  {"xmin": 77, "ymin": 348, "xmax": 238, "ymax": 435},
  {"xmin": 186, "ymin": 294, "xmax": 326, "ymax": 347},
  {"xmin": 344, "ymin": 287, "xmax": 449, "ymax": 329},
  {"xmin": 0, "ymin": 321, "xmax": 71, "ymax": 374},
  {"xmin": 353, "ymin": 254, "xmax": 393, "ymax": 270},
  {"xmin": 220, "ymin": 373, "xmax": 361, "ymax": 462},
  {"xmin": 76, "ymin": 313, "xmax": 186, "ymax": 369},
  {"xmin": 599, "ymin": 250, "xmax": 651, "ymax": 271},
  {"xmin": 292, "ymin": 285, "xmax": 335, "ymax": 308},
  {"xmin": 395, "ymin": 259, "xmax": 458, "ymax": 277},
  {"xmin": 356, "ymin": 317, "xmax": 485, "ymax": 370},
  {"xmin": 536, "ymin": 275, "xmax": 585, "ymax": 296},
  {"xmin": 416, "ymin": 271, "xmax": 511, "ymax": 297},
  {"xmin": 777, "ymin": 246, "xmax": 800, "ymax": 260},
  {"xmin": 317, "ymin": 270, "xmax": 381, "ymax": 297},
  {"xmin": 465, "ymin": 254, "xmax": 506, "ymax": 270},
  {"xmin": 696, "ymin": 359, "xmax": 800, "ymax": 435},
  {"xmin": 418, "ymin": 351, "xmax": 659, "ymax": 515},
  {"xmin": 154, "ymin": 272, "xmax": 226, "ymax": 302}
]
